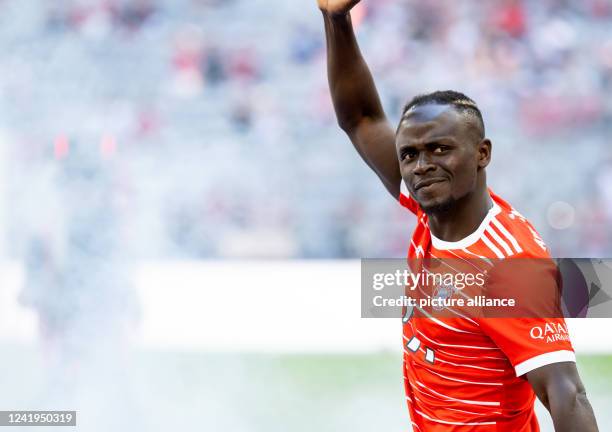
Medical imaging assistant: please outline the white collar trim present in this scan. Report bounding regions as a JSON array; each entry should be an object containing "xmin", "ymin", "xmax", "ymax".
[{"xmin": 430, "ymin": 203, "xmax": 501, "ymax": 250}]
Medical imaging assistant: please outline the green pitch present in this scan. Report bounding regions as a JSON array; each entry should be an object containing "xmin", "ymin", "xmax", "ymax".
[{"xmin": 0, "ymin": 346, "xmax": 610, "ymax": 431}]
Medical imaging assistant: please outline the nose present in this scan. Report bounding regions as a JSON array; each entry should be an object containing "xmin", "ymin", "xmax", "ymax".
[{"xmin": 412, "ymin": 152, "xmax": 436, "ymax": 175}]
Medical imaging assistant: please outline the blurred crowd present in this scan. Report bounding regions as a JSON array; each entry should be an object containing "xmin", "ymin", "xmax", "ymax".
[{"xmin": 1, "ymin": 0, "xmax": 612, "ymax": 261}]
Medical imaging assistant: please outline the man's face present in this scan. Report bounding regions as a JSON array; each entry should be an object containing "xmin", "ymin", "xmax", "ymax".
[{"xmin": 396, "ymin": 104, "xmax": 488, "ymax": 214}]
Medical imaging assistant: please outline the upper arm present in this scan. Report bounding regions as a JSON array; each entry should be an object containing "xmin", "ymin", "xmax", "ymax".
[
  {"xmin": 527, "ymin": 361, "xmax": 599, "ymax": 431},
  {"xmin": 527, "ymin": 361, "xmax": 584, "ymax": 410},
  {"xmin": 345, "ymin": 117, "xmax": 402, "ymax": 199}
]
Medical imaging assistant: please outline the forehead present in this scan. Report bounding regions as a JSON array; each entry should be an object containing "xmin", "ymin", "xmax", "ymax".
[{"xmin": 397, "ymin": 104, "xmax": 465, "ymax": 143}]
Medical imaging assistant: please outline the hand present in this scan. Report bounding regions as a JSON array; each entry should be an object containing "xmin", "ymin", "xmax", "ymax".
[{"xmin": 317, "ymin": 0, "xmax": 361, "ymax": 16}]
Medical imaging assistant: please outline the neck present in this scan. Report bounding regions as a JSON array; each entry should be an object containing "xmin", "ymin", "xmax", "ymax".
[{"xmin": 427, "ymin": 186, "xmax": 493, "ymax": 242}]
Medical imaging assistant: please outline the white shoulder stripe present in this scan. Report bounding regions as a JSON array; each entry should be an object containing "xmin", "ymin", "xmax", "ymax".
[
  {"xmin": 485, "ymin": 225, "xmax": 514, "ymax": 256},
  {"xmin": 492, "ymin": 218, "xmax": 523, "ymax": 254},
  {"xmin": 481, "ymin": 232, "xmax": 505, "ymax": 258}
]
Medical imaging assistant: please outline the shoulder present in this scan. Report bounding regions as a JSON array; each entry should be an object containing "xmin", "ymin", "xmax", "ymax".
[{"xmin": 490, "ymin": 191, "xmax": 551, "ymax": 259}]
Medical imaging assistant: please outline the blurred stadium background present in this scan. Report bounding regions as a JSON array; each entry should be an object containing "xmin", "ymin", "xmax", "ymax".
[{"xmin": 0, "ymin": 0, "xmax": 611, "ymax": 431}]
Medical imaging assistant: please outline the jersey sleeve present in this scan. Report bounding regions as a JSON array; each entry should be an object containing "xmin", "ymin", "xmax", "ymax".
[
  {"xmin": 479, "ymin": 318, "xmax": 575, "ymax": 376},
  {"xmin": 399, "ymin": 181, "xmax": 419, "ymax": 215},
  {"xmin": 477, "ymin": 256, "xmax": 575, "ymax": 376}
]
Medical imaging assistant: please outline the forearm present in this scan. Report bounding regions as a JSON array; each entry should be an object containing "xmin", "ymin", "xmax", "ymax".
[
  {"xmin": 548, "ymin": 390, "xmax": 598, "ymax": 432},
  {"xmin": 322, "ymin": 11, "xmax": 386, "ymax": 131}
]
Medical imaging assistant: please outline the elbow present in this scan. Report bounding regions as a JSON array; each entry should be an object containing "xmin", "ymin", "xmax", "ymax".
[
  {"xmin": 550, "ymin": 384, "xmax": 594, "ymax": 417},
  {"xmin": 336, "ymin": 117, "xmax": 359, "ymax": 134},
  {"xmin": 575, "ymin": 387, "xmax": 590, "ymax": 410},
  {"xmin": 552, "ymin": 382, "xmax": 586, "ymax": 411},
  {"xmin": 554, "ymin": 388, "xmax": 599, "ymax": 431},
  {"xmin": 540, "ymin": 377, "xmax": 582, "ymax": 415},
  {"xmin": 337, "ymin": 114, "xmax": 379, "ymax": 135},
  {"xmin": 335, "ymin": 110, "xmax": 373, "ymax": 133},
  {"xmin": 571, "ymin": 381, "xmax": 588, "ymax": 405}
]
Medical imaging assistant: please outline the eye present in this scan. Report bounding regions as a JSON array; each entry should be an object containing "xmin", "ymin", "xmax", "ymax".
[
  {"xmin": 401, "ymin": 149, "xmax": 417, "ymax": 161},
  {"xmin": 433, "ymin": 145, "xmax": 449, "ymax": 154}
]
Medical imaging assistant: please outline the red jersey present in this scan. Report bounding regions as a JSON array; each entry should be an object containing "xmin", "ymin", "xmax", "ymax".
[{"xmin": 399, "ymin": 183, "xmax": 575, "ymax": 431}]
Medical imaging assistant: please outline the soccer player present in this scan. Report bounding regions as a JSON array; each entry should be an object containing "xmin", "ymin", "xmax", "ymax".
[{"xmin": 317, "ymin": 0, "xmax": 599, "ymax": 430}]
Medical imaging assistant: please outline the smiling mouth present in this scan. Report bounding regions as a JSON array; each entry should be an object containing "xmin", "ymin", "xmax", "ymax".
[{"xmin": 414, "ymin": 178, "xmax": 447, "ymax": 191}]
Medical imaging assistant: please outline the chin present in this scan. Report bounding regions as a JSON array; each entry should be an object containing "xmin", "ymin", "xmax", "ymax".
[{"xmin": 419, "ymin": 196, "xmax": 456, "ymax": 215}]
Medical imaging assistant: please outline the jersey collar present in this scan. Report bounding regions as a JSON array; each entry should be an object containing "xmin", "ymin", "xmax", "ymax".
[{"xmin": 430, "ymin": 203, "xmax": 501, "ymax": 250}]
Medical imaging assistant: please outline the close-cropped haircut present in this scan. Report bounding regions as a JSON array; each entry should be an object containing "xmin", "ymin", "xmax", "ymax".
[{"xmin": 401, "ymin": 90, "xmax": 485, "ymax": 137}]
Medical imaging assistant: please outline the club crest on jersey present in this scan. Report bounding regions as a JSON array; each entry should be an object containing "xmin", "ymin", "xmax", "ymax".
[{"xmin": 432, "ymin": 282, "xmax": 457, "ymax": 311}]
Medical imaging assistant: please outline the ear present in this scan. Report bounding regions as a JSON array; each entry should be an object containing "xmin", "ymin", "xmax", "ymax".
[{"xmin": 477, "ymin": 138, "xmax": 492, "ymax": 169}]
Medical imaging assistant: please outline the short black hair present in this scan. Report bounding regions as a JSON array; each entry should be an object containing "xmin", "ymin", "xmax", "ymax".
[{"xmin": 401, "ymin": 90, "xmax": 485, "ymax": 137}]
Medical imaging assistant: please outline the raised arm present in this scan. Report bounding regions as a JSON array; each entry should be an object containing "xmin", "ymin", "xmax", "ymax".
[
  {"xmin": 318, "ymin": 0, "xmax": 402, "ymax": 199},
  {"xmin": 527, "ymin": 362, "xmax": 599, "ymax": 432}
]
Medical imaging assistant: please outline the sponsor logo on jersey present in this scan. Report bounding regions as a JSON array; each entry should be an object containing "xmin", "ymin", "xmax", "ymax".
[{"xmin": 530, "ymin": 322, "xmax": 570, "ymax": 343}]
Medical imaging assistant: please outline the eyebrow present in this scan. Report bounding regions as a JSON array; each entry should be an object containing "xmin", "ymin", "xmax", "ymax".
[{"xmin": 397, "ymin": 136, "xmax": 458, "ymax": 149}]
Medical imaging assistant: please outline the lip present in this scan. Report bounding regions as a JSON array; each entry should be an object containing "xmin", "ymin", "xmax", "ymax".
[{"xmin": 414, "ymin": 178, "xmax": 447, "ymax": 190}]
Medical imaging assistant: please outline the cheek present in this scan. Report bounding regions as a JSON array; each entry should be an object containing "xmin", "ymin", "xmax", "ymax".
[
  {"xmin": 448, "ymin": 159, "xmax": 478, "ymax": 191},
  {"xmin": 399, "ymin": 162, "xmax": 413, "ymax": 180}
]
